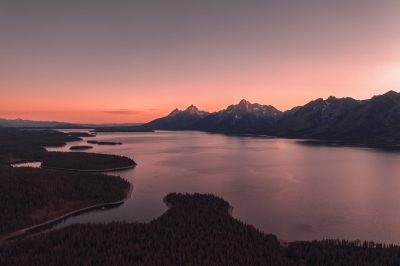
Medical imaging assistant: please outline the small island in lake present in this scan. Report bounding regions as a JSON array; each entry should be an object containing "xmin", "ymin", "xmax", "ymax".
[
  {"xmin": 87, "ymin": 140, "xmax": 123, "ymax": 146},
  {"xmin": 69, "ymin": 145, "xmax": 93, "ymax": 151},
  {"xmin": 66, "ymin": 132, "xmax": 96, "ymax": 138},
  {"xmin": 42, "ymin": 152, "xmax": 136, "ymax": 171}
]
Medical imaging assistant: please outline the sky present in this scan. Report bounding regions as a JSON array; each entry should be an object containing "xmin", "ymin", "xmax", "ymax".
[{"xmin": 1, "ymin": 0, "xmax": 400, "ymax": 123}]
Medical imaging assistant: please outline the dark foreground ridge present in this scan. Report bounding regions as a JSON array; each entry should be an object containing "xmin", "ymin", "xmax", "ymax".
[{"xmin": 2, "ymin": 193, "xmax": 400, "ymax": 266}]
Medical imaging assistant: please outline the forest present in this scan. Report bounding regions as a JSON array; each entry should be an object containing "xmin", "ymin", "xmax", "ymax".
[
  {"xmin": 0, "ymin": 128, "xmax": 132, "ymax": 237},
  {"xmin": 1, "ymin": 193, "xmax": 400, "ymax": 265},
  {"xmin": 41, "ymin": 152, "xmax": 135, "ymax": 171},
  {"xmin": 87, "ymin": 140, "xmax": 123, "ymax": 145},
  {"xmin": 0, "ymin": 165, "xmax": 129, "ymax": 236}
]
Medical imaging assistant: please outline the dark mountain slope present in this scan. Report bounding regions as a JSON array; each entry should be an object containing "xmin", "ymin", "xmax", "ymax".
[
  {"xmin": 143, "ymin": 99, "xmax": 283, "ymax": 133},
  {"xmin": 319, "ymin": 91, "xmax": 400, "ymax": 143},
  {"xmin": 194, "ymin": 99, "xmax": 282, "ymax": 133},
  {"xmin": 274, "ymin": 96, "xmax": 360, "ymax": 137},
  {"xmin": 142, "ymin": 91, "xmax": 400, "ymax": 144},
  {"xmin": 143, "ymin": 105, "xmax": 209, "ymax": 130},
  {"xmin": 274, "ymin": 91, "xmax": 400, "ymax": 144}
]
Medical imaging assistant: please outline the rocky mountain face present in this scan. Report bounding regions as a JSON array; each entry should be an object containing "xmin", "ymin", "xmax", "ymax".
[
  {"xmin": 143, "ymin": 105, "xmax": 209, "ymax": 130},
  {"xmin": 274, "ymin": 96, "xmax": 361, "ymax": 137},
  {"xmin": 141, "ymin": 90, "xmax": 400, "ymax": 144},
  {"xmin": 320, "ymin": 91, "xmax": 400, "ymax": 143},
  {"xmin": 194, "ymin": 99, "xmax": 282, "ymax": 133}
]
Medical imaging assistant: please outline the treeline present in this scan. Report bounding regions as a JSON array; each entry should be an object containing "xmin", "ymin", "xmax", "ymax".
[
  {"xmin": 286, "ymin": 239, "xmax": 400, "ymax": 265},
  {"xmin": 87, "ymin": 140, "xmax": 122, "ymax": 145},
  {"xmin": 0, "ymin": 193, "xmax": 292, "ymax": 265},
  {"xmin": 0, "ymin": 128, "xmax": 132, "ymax": 236},
  {"xmin": 0, "ymin": 165, "xmax": 130, "ymax": 236},
  {"xmin": 0, "ymin": 128, "xmax": 91, "ymax": 164},
  {"xmin": 69, "ymin": 145, "xmax": 93, "ymax": 150},
  {"xmin": 0, "ymin": 128, "xmax": 84, "ymax": 148},
  {"xmin": 41, "ymin": 152, "xmax": 135, "ymax": 171},
  {"xmin": 3, "ymin": 193, "xmax": 400, "ymax": 265},
  {"xmin": 0, "ymin": 128, "xmax": 135, "ymax": 170}
]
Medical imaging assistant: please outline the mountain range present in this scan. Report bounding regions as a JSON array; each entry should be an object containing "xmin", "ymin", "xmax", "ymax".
[
  {"xmin": 2, "ymin": 91, "xmax": 400, "ymax": 146},
  {"xmin": 141, "ymin": 90, "xmax": 400, "ymax": 145}
]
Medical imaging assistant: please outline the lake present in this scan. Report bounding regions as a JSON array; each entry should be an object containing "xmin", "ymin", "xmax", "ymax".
[{"xmin": 47, "ymin": 130, "xmax": 400, "ymax": 244}]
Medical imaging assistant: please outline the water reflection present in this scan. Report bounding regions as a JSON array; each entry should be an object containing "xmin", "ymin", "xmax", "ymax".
[{"xmin": 47, "ymin": 131, "xmax": 400, "ymax": 244}]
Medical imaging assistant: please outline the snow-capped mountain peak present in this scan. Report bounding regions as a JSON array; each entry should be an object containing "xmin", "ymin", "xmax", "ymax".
[
  {"xmin": 168, "ymin": 105, "xmax": 209, "ymax": 117},
  {"xmin": 168, "ymin": 108, "xmax": 181, "ymax": 116}
]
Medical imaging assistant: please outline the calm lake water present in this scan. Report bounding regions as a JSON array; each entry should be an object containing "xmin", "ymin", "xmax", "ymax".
[{"xmin": 47, "ymin": 131, "xmax": 400, "ymax": 244}]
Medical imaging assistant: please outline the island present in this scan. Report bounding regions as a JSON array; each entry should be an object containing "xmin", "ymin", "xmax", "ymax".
[
  {"xmin": 42, "ymin": 152, "xmax": 136, "ymax": 171},
  {"xmin": 66, "ymin": 132, "xmax": 96, "ymax": 138},
  {"xmin": 1, "ymin": 193, "xmax": 399, "ymax": 265},
  {"xmin": 87, "ymin": 140, "xmax": 123, "ymax": 146},
  {"xmin": 69, "ymin": 145, "xmax": 93, "ymax": 151}
]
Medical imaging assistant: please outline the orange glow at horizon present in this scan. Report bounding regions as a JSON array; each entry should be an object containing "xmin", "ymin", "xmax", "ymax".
[
  {"xmin": 1, "ymin": 1, "xmax": 400, "ymax": 123},
  {"xmin": 2, "ymin": 57, "xmax": 400, "ymax": 123}
]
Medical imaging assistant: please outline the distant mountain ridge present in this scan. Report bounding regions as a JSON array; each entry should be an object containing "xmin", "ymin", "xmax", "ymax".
[
  {"xmin": 194, "ymin": 99, "xmax": 282, "ymax": 133},
  {"xmin": 142, "ymin": 90, "xmax": 400, "ymax": 145},
  {"xmin": 0, "ymin": 118, "xmax": 142, "ymax": 128},
  {"xmin": 4, "ymin": 91, "xmax": 400, "ymax": 146},
  {"xmin": 144, "ymin": 105, "xmax": 209, "ymax": 130}
]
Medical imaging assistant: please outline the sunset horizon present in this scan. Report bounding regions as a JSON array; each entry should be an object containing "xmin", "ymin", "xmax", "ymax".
[
  {"xmin": 2, "ymin": 1, "xmax": 400, "ymax": 123},
  {"xmin": 1, "ymin": 89, "xmax": 399, "ymax": 123}
]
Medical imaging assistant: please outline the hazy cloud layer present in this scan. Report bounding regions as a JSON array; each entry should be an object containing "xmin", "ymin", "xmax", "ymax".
[{"xmin": 103, "ymin": 109, "xmax": 141, "ymax": 115}]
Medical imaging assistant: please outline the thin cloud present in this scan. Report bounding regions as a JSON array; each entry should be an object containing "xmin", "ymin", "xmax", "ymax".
[{"xmin": 103, "ymin": 109, "xmax": 141, "ymax": 115}]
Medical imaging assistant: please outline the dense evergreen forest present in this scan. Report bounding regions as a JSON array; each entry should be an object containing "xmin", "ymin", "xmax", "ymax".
[
  {"xmin": 42, "ymin": 152, "xmax": 135, "ymax": 171},
  {"xmin": 0, "ymin": 128, "xmax": 132, "ymax": 237},
  {"xmin": 87, "ymin": 140, "xmax": 123, "ymax": 145},
  {"xmin": 0, "ymin": 165, "xmax": 129, "ymax": 236},
  {"xmin": 2, "ymin": 193, "xmax": 400, "ymax": 266},
  {"xmin": 0, "ymin": 128, "xmax": 82, "ymax": 164}
]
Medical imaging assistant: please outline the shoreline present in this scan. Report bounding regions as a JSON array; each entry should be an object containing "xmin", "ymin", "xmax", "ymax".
[
  {"xmin": 0, "ymin": 183, "xmax": 133, "ymax": 243},
  {"xmin": 151, "ymin": 130, "xmax": 400, "ymax": 152},
  {"xmin": 41, "ymin": 164, "xmax": 136, "ymax": 172}
]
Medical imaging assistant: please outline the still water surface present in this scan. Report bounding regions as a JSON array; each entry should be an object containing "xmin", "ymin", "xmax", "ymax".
[{"xmin": 47, "ymin": 131, "xmax": 400, "ymax": 243}]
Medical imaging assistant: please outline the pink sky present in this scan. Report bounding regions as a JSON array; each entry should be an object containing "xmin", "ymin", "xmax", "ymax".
[{"xmin": 1, "ymin": 1, "xmax": 400, "ymax": 123}]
